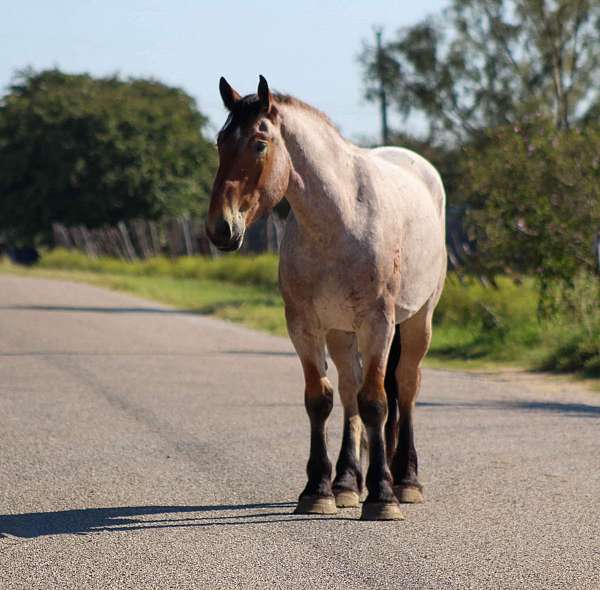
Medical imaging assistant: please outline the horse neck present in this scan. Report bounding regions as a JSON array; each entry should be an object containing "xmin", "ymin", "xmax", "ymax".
[{"xmin": 279, "ymin": 104, "xmax": 358, "ymax": 239}]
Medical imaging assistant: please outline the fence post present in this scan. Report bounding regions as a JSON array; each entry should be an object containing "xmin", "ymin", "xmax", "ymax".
[
  {"xmin": 148, "ymin": 221, "xmax": 161, "ymax": 257},
  {"xmin": 132, "ymin": 219, "xmax": 152, "ymax": 259},
  {"xmin": 80, "ymin": 226, "xmax": 97, "ymax": 258},
  {"xmin": 118, "ymin": 222, "xmax": 137, "ymax": 261},
  {"xmin": 52, "ymin": 223, "xmax": 73, "ymax": 249},
  {"xmin": 181, "ymin": 217, "xmax": 194, "ymax": 256}
]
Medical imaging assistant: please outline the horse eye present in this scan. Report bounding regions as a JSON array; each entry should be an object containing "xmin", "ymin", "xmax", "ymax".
[{"xmin": 255, "ymin": 141, "xmax": 268, "ymax": 155}]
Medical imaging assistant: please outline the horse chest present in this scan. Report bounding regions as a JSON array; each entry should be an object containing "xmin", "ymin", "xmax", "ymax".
[
  {"xmin": 280, "ymin": 250, "xmax": 392, "ymax": 332},
  {"xmin": 313, "ymin": 283, "xmax": 369, "ymax": 330}
]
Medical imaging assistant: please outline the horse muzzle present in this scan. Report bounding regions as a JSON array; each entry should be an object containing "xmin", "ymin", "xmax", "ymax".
[{"xmin": 206, "ymin": 216, "xmax": 245, "ymax": 252}]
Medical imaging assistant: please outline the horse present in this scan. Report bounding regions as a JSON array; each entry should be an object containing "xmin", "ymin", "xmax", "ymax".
[{"xmin": 206, "ymin": 76, "xmax": 446, "ymax": 521}]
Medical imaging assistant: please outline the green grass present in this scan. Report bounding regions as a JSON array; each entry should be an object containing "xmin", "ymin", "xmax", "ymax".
[
  {"xmin": 36, "ymin": 248, "xmax": 280, "ymax": 289},
  {"xmin": 1, "ymin": 259, "xmax": 287, "ymax": 335},
  {"xmin": 431, "ymin": 275, "xmax": 543, "ymax": 365},
  {"xmin": 430, "ymin": 273, "xmax": 600, "ymax": 377},
  {"xmin": 2, "ymin": 249, "xmax": 599, "ymax": 379}
]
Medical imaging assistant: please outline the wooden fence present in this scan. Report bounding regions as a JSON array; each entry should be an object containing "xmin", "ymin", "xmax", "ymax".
[
  {"xmin": 52, "ymin": 215, "xmax": 285, "ymax": 260},
  {"xmin": 53, "ymin": 211, "xmax": 474, "ymax": 268}
]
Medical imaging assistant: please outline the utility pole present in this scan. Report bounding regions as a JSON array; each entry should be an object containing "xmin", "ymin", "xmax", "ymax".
[{"xmin": 375, "ymin": 27, "xmax": 390, "ymax": 145}]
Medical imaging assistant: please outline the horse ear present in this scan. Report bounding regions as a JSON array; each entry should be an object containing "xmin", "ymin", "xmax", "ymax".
[
  {"xmin": 219, "ymin": 77, "xmax": 241, "ymax": 111},
  {"xmin": 257, "ymin": 75, "xmax": 272, "ymax": 113}
]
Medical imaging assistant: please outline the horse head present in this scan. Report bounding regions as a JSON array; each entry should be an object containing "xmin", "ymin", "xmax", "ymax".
[{"xmin": 206, "ymin": 76, "xmax": 292, "ymax": 251}]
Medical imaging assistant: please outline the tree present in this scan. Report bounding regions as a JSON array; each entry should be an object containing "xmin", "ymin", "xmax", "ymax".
[
  {"xmin": 360, "ymin": 0, "xmax": 600, "ymax": 143},
  {"xmin": 0, "ymin": 69, "xmax": 217, "ymax": 245},
  {"xmin": 461, "ymin": 119, "xmax": 600, "ymax": 294},
  {"xmin": 360, "ymin": 1, "xmax": 600, "ymax": 294}
]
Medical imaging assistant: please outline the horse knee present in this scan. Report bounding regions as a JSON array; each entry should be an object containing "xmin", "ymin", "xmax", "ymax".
[
  {"xmin": 302, "ymin": 360, "xmax": 333, "ymax": 420},
  {"xmin": 305, "ymin": 381, "xmax": 333, "ymax": 421},
  {"xmin": 358, "ymin": 388, "xmax": 387, "ymax": 429}
]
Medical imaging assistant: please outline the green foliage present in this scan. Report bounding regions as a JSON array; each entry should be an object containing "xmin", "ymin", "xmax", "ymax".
[
  {"xmin": 539, "ymin": 273, "xmax": 600, "ymax": 376},
  {"xmin": 461, "ymin": 120, "xmax": 600, "ymax": 293},
  {"xmin": 4, "ymin": 250, "xmax": 599, "ymax": 377},
  {"xmin": 432, "ymin": 275, "xmax": 543, "ymax": 361},
  {"xmin": 360, "ymin": 1, "xmax": 600, "ymax": 301},
  {"xmin": 0, "ymin": 69, "xmax": 217, "ymax": 245},
  {"xmin": 429, "ymin": 273, "xmax": 600, "ymax": 376},
  {"xmin": 361, "ymin": 0, "xmax": 600, "ymax": 142}
]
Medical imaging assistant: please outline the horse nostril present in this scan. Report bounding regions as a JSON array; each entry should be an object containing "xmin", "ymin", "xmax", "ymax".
[{"xmin": 215, "ymin": 217, "xmax": 232, "ymax": 242}]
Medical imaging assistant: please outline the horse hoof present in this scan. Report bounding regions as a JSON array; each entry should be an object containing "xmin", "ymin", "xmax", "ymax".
[
  {"xmin": 360, "ymin": 502, "xmax": 404, "ymax": 521},
  {"xmin": 394, "ymin": 485, "xmax": 424, "ymax": 504},
  {"xmin": 294, "ymin": 496, "xmax": 337, "ymax": 515},
  {"xmin": 334, "ymin": 490, "xmax": 360, "ymax": 508}
]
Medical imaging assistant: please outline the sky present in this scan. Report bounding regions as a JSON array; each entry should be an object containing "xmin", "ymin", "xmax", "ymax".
[{"xmin": 1, "ymin": 0, "xmax": 446, "ymax": 142}]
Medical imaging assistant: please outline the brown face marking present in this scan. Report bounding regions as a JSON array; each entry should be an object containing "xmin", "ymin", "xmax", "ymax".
[
  {"xmin": 208, "ymin": 81, "xmax": 339, "ymax": 251},
  {"xmin": 207, "ymin": 88, "xmax": 288, "ymax": 249}
]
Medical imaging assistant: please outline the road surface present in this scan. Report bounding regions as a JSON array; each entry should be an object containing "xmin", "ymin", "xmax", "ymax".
[{"xmin": 1, "ymin": 275, "xmax": 598, "ymax": 589}]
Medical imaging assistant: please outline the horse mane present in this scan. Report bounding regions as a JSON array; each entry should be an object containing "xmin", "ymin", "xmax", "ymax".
[
  {"xmin": 272, "ymin": 94, "xmax": 342, "ymax": 137},
  {"xmin": 218, "ymin": 91, "xmax": 342, "ymax": 140}
]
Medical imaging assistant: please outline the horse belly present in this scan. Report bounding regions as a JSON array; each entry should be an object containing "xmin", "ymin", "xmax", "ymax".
[
  {"xmin": 366, "ymin": 152, "xmax": 446, "ymax": 323},
  {"xmin": 394, "ymin": 218, "xmax": 445, "ymax": 323}
]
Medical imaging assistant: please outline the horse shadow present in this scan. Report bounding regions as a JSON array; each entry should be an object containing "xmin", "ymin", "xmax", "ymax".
[
  {"xmin": 416, "ymin": 399, "xmax": 600, "ymax": 417},
  {"xmin": 0, "ymin": 502, "xmax": 354, "ymax": 539}
]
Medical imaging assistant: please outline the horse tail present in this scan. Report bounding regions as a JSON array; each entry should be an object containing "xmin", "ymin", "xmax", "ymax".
[{"xmin": 384, "ymin": 323, "xmax": 401, "ymax": 465}]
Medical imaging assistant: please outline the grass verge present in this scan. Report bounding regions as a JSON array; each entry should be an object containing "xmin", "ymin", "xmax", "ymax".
[
  {"xmin": 1, "ymin": 260, "xmax": 287, "ymax": 335},
  {"xmin": 2, "ymin": 249, "xmax": 598, "ymax": 380}
]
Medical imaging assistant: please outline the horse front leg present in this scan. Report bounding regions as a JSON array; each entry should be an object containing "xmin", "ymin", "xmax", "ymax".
[
  {"xmin": 326, "ymin": 330, "xmax": 365, "ymax": 508},
  {"xmin": 357, "ymin": 307, "xmax": 404, "ymax": 521},
  {"xmin": 286, "ymin": 309, "xmax": 337, "ymax": 515}
]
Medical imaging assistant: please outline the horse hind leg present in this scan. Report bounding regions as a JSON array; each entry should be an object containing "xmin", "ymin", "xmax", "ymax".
[
  {"xmin": 384, "ymin": 324, "xmax": 401, "ymax": 467},
  {"xmin": 326, "ymin": 330, "xmax": 365, "ymax": 509},
  {"xmin": 390, "ymin": 303, "xmax": 433, "ymax": 504},
  {"xmin": 356, "ymin": 308, "xmax": 404, "ymax": 521}
]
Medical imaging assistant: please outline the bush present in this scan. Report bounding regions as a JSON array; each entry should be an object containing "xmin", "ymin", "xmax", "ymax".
[
  {"xmin": 0, "ymin": 69, "xmax": 216, "ymax": 245},
  {"xmin": 432, "ymin": 275, "xmax": 542, "ymax": 361},
  {"xmin": 538, "ymin": 273, "xmax": 600, "ymax": 377},
  {"xmin": 462, "ymin": 121, "xmax": 600, "ymax": 300}
]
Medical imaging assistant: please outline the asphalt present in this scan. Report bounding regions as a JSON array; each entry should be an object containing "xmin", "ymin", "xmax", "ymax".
[{"xmin": 0, "ymin": 275, "xmax": 598, "ymax": 590}]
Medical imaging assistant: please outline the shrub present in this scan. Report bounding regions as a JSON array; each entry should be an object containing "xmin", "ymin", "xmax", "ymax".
[
  {"xmin": 462, "ymin": 121, "xmax": 600, "ymax": 304},
  {"xmin": 0, "ymin": 69, "xmax": 216, "ymax": 245}
]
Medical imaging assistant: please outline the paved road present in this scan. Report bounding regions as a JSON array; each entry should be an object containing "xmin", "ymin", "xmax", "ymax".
[{"xmin": 0, "ymin": 275, "xmax": 598, "ymax": 589}]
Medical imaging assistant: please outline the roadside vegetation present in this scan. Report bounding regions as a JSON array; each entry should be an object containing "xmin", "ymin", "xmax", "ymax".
[
  {"xmin": 0, "ymin": 69, "xmax": 216, "ymax": 246},
  {"xmin": 1, "ymin": 2, "xmax": 599, "ymax": 381},
  {"xmin": 2, "ymin": 249, "xmax": 598, "ymax": 378}
]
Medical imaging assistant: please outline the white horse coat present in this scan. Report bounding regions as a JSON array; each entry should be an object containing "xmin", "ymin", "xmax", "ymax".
[
  {"xmin": 278, "ymin": 106, "xmax": 446, "ymax": 334},
  {"xmin": 207, "ymin": 78, "xmax": 447, "ymax": 520}
]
